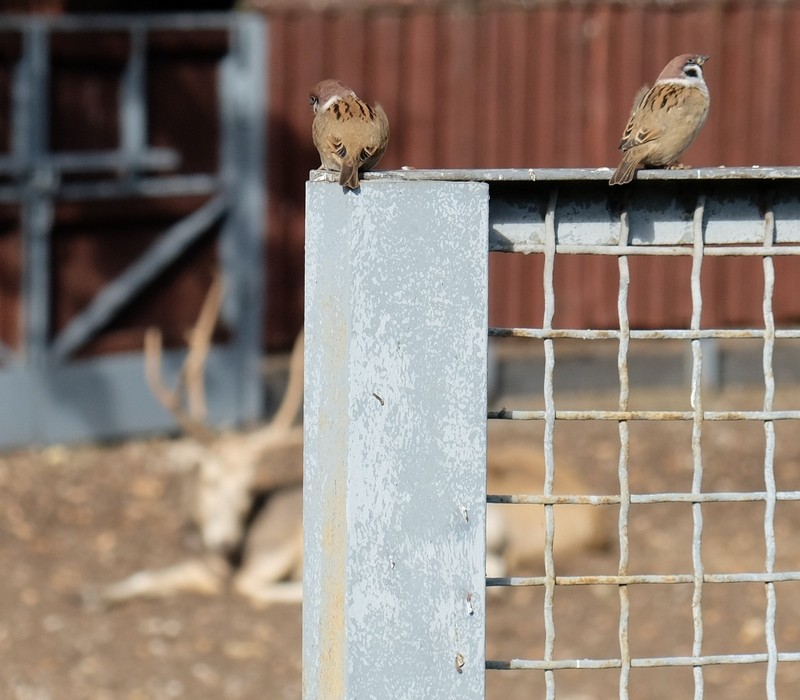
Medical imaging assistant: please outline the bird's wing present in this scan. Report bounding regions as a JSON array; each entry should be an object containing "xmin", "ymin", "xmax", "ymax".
[{"xmin": 618, "ymin": 84, "xmax": 665, "ymax": 150}]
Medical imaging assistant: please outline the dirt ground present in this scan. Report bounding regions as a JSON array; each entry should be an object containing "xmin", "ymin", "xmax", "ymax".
[{"xmin": 2, "ymin": 384, "xmax": 800, "ymax": 699}]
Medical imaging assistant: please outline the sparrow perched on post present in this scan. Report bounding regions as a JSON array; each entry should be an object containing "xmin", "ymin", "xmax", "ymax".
[
  {"xmin": 309, "ymin": 79, "xmax": 390, "ymax": 190},
  {"xmin": 610, "ymin": 54, "xmax": 710, "ymax": 186}
]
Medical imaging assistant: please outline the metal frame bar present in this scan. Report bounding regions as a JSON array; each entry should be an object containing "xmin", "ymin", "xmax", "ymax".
[
  {"xmin": 0, "ymin": 13, "xmax": 243, "ymax": 31},
  {"xmin": 51, "ymin": 194, "xmax": 228, "ymax": 361},
  {"xmin": 17, "ymin": 21, "xmax": 51, "ymax": 369},
  {"xmin": 216, "ymin": 15, "xmax": 267, "ymax": 422}
]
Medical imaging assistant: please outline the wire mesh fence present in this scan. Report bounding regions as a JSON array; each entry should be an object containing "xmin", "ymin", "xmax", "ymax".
[
  {"xmin": 485, "ymin": 178, "xmax": 800, "ymax": 699},
  {"xmin": 304, "ymin": 168, "xmax": 800, "ymax": 699}
]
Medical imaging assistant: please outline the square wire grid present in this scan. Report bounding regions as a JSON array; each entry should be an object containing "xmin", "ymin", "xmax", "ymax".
[{"xmin": 485, "ymin": 191, "xmax": 800, "ymax": 699}]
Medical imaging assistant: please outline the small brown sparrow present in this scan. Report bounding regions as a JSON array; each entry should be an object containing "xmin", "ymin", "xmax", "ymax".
[
  {"xmin": 309, "ymin": 79, "xmax": 390, "ymax": 190},
  {"xmin": 610, "ymin": 54, "xmax": 710, "ymax": 186}
]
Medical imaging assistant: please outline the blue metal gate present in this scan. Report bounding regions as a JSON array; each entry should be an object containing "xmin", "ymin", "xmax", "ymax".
[{"xmin": 0, "ymin": 13, "xmax": 266, "ymax": 446}]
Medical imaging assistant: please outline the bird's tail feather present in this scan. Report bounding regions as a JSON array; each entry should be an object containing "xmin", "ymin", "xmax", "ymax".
[
  {"xmin": 339, "ymin": 160, "xmax": 360, "ymax": 190},
  {"xmin": 610, "ymin": 154, "xmax": 639, "ymax": 186}
]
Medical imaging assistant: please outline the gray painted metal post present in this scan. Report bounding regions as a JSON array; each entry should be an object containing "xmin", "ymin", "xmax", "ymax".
[
  {"xmin": 18, "ymin": 22, "xmax": 51, "ymax": 369},
  {"xmin": 304, "ymin": 180, "xmax": 489, "ymax": 699},
  {"xmin": 218, "ymin": 13, "xmax": 266, "ymax": 423},
  {"xmin": 119, "ymin": 23, "xmax": 147, "ymax": 177},
  {"xmin": 16, "ymin": 22, "xmax": 51, "ymax": 441}
]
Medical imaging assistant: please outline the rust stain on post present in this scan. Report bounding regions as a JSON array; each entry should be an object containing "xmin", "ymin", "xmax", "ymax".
[{"xmin": 319, "ymin": 468, "xmax": 346, "ymax": 699}]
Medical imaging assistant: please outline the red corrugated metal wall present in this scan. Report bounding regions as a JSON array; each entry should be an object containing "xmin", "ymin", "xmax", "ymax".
[
  {"xmin": 265, "ymin": 2, "xmax": 800, "ymax": 347},
  {"xmin": 2, "ymin": 4, "xmax": 799, "ymax": 350}
]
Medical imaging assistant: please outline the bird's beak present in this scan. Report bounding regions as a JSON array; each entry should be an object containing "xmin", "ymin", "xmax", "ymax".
[{"xmin": 696, "ymin": 55, "xmax": 709, "ymax": 65}]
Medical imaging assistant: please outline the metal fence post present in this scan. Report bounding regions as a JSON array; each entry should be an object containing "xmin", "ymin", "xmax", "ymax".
[
  {"xmin": 218, "ymin": 13, "xmax": 267, "ymax": 424},
  {"xmin": 303, "ymin": 179, "xmax": 489, "ymax": 699}
]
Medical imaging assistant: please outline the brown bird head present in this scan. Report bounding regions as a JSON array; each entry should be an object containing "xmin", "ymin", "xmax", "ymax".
[
  {"xmin": 309, "ymin": 79, "xmax": 356, "ymax": 115},
  {"xmin": 656, "ymin": 54, "xmax": 709, "ymax": 83}
]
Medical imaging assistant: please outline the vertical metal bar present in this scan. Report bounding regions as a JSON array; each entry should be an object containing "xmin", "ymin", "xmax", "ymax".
[
  {"xmin": 11, "ymin": 25, "xmax": 29, "ymax": 173},
  {"xmin": 303, "ymin": 180, "xmax": 489, "ymax": 699},
  {"xmin": 119, "ymin": 22, "xmax": 147, "ymax": 175},
  {"xmin": 689, "ymin": 195, "xmax": 707, "ymax": 700},
  {"xmin": 541, "ymin": 188, "xmax": 558, "ymax": 700},
  {"xmin": 217, "ymin": 13, "xmax": 266, "ymax": 423},
  {"xmin": 616, "ymin": 209, "xmax": 632, "ymax": 700},
  {"xmin": 761, "ymin": 203, "xmax": 778, "ymax": 700},
  {"xmin": 18, "ymin": 21, "xmax": 53, "ymax": 369},
  {"xmin": 4, "ymin": 25, "xmax": 29, "ymax": 366}
]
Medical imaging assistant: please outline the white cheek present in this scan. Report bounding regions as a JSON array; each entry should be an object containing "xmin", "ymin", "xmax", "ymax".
[
  {"xmin": 660, "ymin": 76, "xmax": 709, "ymax": 98},
  {"xmin": 320, "ymin": 95, "xmax": 341, "ymax": 113}
]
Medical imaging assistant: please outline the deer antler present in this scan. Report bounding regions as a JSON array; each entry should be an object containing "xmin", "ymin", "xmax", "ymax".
[
  {"xmin": 242, "ymin": 329, "xmax": 305, "ymax": 456},
  {"xmin": 182, "ymin": 273, "xmax": 224, "ymax": 422},
  {"xmin": 144, "ymin": 272, "xmax": 304, "ymax": 481},
  {"xmin": 144, "ymin": 275, "xmax": 225, "ymax": 445}
]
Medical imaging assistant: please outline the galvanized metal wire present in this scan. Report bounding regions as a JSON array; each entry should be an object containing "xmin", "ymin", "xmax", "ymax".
[
  {"xmin": 762, "ymin": 203, "xmax": 779, "ymax": 700},
  {"xmin": 541, "ymin": 188, "xmax": 558, "ymax": 700},
  {"xmin": 486, "ymin": 184, "xmax": 800, "ymax": 698},
  {"xmin": 689, "ymin": 195, "xmax": 706, "ymax": 700},
  {"xmin": 616, "ymin": 205, "xmax": 632, "ymax": 698}
]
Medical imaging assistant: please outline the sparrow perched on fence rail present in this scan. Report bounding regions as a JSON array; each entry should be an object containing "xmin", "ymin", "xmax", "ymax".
[
  {"xmin": 610, "ymin": 54, "xmax": 710, "ymax": 186},
  {"xmin": 310, "ymin": 79, "xmax": 390, "ymax": 190}
]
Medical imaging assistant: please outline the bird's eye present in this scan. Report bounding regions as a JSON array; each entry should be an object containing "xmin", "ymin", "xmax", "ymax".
[{"xmin": 309, "ymin": 96, "xmax": 318, "ymax": 107}]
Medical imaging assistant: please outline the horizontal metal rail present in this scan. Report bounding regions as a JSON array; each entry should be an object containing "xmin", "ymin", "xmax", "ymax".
[
  {"xmin": 0, "ymin": 175, "xmax": 222, "ymax": 203},
  {"xmin": 490, "ymin": 244, "xmax": 800, "ymax": 256},
  {"xmin": 488, "ymin": 491, "xmax": 800, "ymax": 505},
  {"xmin": 316, "ymin": 166, "xmax": 800, "ymax": 183},
  {"xmin": 0, "ymin": 148, "xmax": 179, "ymax": 175},
  {"xmin": 488, "ymin": 409, "xmax": 800, "ymax": 421},
  {"xmin": 488, "ymin": 572, "xmax": 800, "ymax": 587},
  {"xmin": 488, "ymin": 652, "xmax": 800, "ymax": 672},
  {"xmin": 0, "ymin": 13, "xmax": 242, "ymax": 31},
  {"xmin": 491, "ymin": 328, "xmax": 800, "ymax": 339}
]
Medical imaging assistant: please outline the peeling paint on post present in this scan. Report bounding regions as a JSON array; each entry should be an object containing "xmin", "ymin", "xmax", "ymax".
[{"xmin": 304, "ymin": 179, "xmax": 489, "ymax": 699}]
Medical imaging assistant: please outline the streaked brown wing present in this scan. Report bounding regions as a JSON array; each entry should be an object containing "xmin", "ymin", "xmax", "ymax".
[{"xmin": 619, "ymin": 85, "xmax": 664, "ymax": 151}]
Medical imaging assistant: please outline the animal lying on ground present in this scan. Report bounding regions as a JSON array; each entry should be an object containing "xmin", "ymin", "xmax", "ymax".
[{"xmin": 84, "ymin": 279, "xmax": 606, "ymax": 608}]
